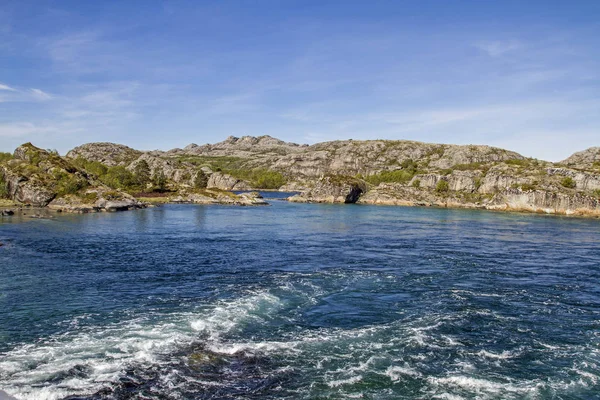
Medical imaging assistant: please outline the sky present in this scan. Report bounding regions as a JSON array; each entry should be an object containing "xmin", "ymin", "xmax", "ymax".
[{"xmin": 0, "ymin": 0, "xmax": 599, "ymax": 161}]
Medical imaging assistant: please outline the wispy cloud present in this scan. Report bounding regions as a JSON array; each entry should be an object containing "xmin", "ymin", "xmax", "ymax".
[
  {"xmin": 29, "ymin": 88, "xmax": 52, "ymax": 101},
  {"xmin": 475, "ymin": 40, "xmax": 522, "ymax": 57},
  {"xmin": 0, "ymin": 83, "xmax": 16, "ymax": 91},
  {"xmin": 0, "ymin": 83, "xmax": 53, "ymax": 103}
]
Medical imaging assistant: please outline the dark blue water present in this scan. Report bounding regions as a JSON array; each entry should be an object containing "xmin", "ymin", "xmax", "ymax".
[{"xmin": 1, "ymin": 202, "xmax": 599, "ymax": 399}]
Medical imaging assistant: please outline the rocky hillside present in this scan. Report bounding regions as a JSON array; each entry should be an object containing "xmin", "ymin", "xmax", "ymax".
[
  {"xmin": 0, "ymin": 143, "xmax": 267, "ymax": 212},
  {"xmin": 560, "ymin": 147, "xmax": 600, "ymax": 171},
  {"xmin": 3, "ymin": 136, "xmax": 600, "ymax": 216},
  {"xmin": 0, "ymin": 143, "xmax": 144, "ymax": 212}
]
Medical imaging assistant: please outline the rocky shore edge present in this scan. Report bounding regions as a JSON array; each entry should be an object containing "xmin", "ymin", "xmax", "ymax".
[{"xmin": 288, "ymin": 176, "xmax": 600, "ymax": 218}]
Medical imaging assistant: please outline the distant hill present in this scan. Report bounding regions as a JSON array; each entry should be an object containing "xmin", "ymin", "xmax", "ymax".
[{"xmin": 1, "ymin": 136, "xmax": 599, "ymax": 216}]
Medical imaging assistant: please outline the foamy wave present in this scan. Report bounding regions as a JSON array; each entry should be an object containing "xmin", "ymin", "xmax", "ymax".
[
  {"xmin": 0, "ymin": 291, "xmax": 283, "ymax": 400},
  {"xmin": 386, "ymin": 364, "xmax": 422, "ymax": 381},
  {"xmin": 327, "ymin": 374, "xmax": 363, "ymax": 387}
]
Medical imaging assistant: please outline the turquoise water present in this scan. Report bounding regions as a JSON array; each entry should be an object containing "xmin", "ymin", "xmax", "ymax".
[{"xmin": 1, "ymin": 201, "xmax": 599, "ymax": 399}]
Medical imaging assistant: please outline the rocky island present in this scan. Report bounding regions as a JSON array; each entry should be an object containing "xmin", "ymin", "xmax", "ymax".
[{"xmin": 1, "ymin": 136, "xmax": 600, "ymax": 217}]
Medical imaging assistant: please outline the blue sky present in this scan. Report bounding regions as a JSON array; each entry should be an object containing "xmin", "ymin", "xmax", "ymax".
[{"xmin": 0, "ymin": 0, "xmax": 599, "ymax": 161}]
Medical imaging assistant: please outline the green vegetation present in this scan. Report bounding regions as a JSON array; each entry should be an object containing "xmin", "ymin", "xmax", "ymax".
[
  {"xmin": 0, "ymin": 173, "xmax": 8, "ymax": 198},
  {"xmin": 133, "ymin": 160, "xmax": 151, "ymax": 187},
  {"xmin": 225, "ymin": 168, "xmax": 287, "ymax": 189},
  {"xmin": 474, "ymin": 177, "xmax": 482, "ymax": 191},
  {"xmin": 174, "ymin": 155, "xmax": 286, "ymax": 189},
  {"xmin": 505, "ymin": 159, "xmax": 531, "ymax": 167},
  {"xmin": 71, "ymin": 158, "xmax": 107, "ymax": 177},
  {"xmin": 53, "ymin": 171, "xmax": 88, "ymax": 196},
  {"xmin": 436, "ymin": 180, "xmax": 449, "ymax": 193},
  {"xmin": 593, "ymin": 189, "xmax": 600, "ymax": 198},
  {"xmin": 560, "ymin": 177, "xmax": 576, "ymax": 189},
  {"xmin": 72, "ymin": 157, "xmax": 158, "ymax": 192},
  {"xmin": 364, "ymin": 159, "xmax": 419, "ymax": 186},
  {"xmin": 152, "ymin": 170, "xmax": 168, "ymax": 192},
  {"xmin": 425, "ymin": 146, "xmax": 445, "ymax": 158},
  {"xmin": 194, "ymin": 169, "xmax": 208, "ymax": 189},
  {"xmin": 102, "ymin": 166, "xmax": 137, "ymax": 190},
  {"xmin": 365, "ymin": 170, "xmax": 416, "ymax": 185},
  {"xmin": 0, "ymin": 152, "xmax": 13, "ymax": 163},
  {"xmin": 412, "ymin": 179, "xmax": 421, "ymax": 188}
]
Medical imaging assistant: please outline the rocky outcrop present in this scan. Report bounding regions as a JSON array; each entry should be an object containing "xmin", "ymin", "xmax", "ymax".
[
  {"xmin": 1, "ymin": 143, "xmax": 144, "ymax": 212},
  {"xmin": 128, "ymin": 154, "xmax": 191, "ymax": 184},
  {"xmin": 170, "ymin": 135, "xmax": 306, "ymax": 157},
  {"xmin": 66, "ymin": 143, "xmax": 143, "ymax": 166},
  {"xmin": 560, "ymin": 147, "xmax": 600, "ymax": 170},
  {"xmin": 207, "ymin": 172, "xmax": 252, "ymax": 190},
  {"xmin": 488, "ymin": 188, "xmax": 600, "ymax": 216},
  {"xmin": 47, "ymin": 192, "xmax": 144, "ymax": 213},
  {"xmin": 1, "ymin": 166, "xmax": 56, "ymax": 206},
  {"xmin": 359, "ymin": 182, "xmax": 600, "ymax": 216},
  {"xmin": 289, "ymin": 176, "xmax": 367, "ymax": 204},
  {"xmin": 170, "ymin": 190, "xmax": 268, "ymax": 206},
  {"xmin": 546, "ymin": 167, "xmax": 600, "ymax": 191},
  {"xmin": 270, "ymin": 140, "xmax": 523, "ymax": 178}
]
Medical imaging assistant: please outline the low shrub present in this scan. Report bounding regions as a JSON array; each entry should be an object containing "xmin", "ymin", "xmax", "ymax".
[
  {"xmin": 365, "ymin": 170, "xmax": 415, "ymax": 185},
  {"xmin": 53, "ymin": 171, "xmax": 88, "ymax": 196},
  {"xmin": 561, "ymin": 177, "xmax": 576, "ymax": 189},
  {"xmin": 0, "ymin": 173, "xmax": 8, "ymax": 198},
  {"xmin": 0, "ymin": 152, "xmax": 13, "ymax": 163},
  {"xmin": 224, "ymin": 168, "xmax": 287, "ymax": 189},
  {"xmin": 436, "ymin": 180, "xmax": 449, "ymax": 193}
]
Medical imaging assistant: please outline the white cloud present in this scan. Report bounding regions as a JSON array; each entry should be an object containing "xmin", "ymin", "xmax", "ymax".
[
  {"xmin": 475, "ymin": 40, "xmax": 522, "ymax": 57},
  {"xmin": 29, "ymin": 88, "xmax": 53, "ymax": 101},
  {"xmin": 0, "ymin": 83, "xmax": 16, "ymax": 91}
]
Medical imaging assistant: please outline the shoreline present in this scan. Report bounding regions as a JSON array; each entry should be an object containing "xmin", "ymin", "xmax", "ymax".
[{"xmin": 3, "ymin": 195, "xmax": 600, "ymax": 220}]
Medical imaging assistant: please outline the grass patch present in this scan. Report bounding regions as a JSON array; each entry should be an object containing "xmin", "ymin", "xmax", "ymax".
[
  {"xmin": 365, "ymin": 170, "xmax": 415, "ymax": 185},
  {"xmin": 365, "ymin": 159, "xmax": 419, "ymax": 185},
  {"xmin": 223, "ymin": 168, "xmax": 287, "ymax": 189}
]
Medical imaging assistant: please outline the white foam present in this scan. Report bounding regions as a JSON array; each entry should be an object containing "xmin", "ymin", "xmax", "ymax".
[
  {"xmin": 428, "ymin": 375, "xmax": 536, "ymax": 396},
  {"xmin": 0, "ymin": 291, "xmax": 284, "ymax": 400},
  {"xmin": 327, "ymin": 375, "xmax": 363, "ymax": 387},
  {"xmin": 386, "ymin": 364, "xmax": 422, "ymax": 381},
  {"xmin": 476, "ymin": 350, "xmax": 516, "ymax": 360}
]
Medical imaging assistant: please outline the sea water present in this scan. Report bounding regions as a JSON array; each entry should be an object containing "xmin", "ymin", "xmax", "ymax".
[{"xmin": 1, "ymin": 201, "xmax": 599, "ymax": 399}]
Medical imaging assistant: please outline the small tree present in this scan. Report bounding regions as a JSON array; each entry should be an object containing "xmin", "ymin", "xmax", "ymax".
[
  {"xmin": 134, "ymin": 160, "xmax": 151, "ymax": 188},
  {"xmin": 152, "ymin": 170, "xmax": 167, "ymax": 192},
  {"xmin": 194, "ymin": 169, "xmax": 208, "ymax": 189}
]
